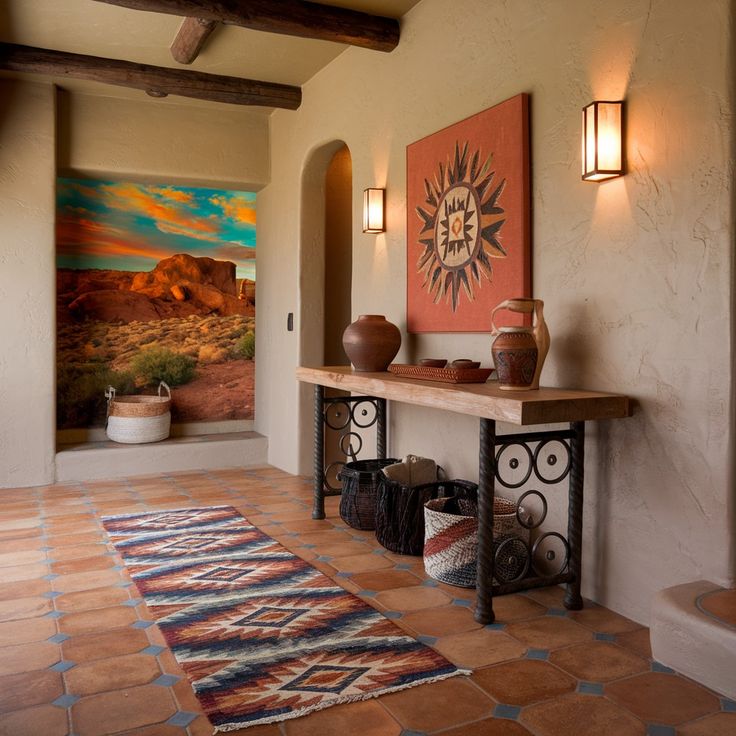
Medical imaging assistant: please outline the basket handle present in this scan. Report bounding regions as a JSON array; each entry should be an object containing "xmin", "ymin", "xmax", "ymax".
[
  {"xmin": 104, "ymin": 385, "xmax": 116, "ymax": 428},
  {"xmin": 158, "ymin": 381, "xmax": 171, "ymax": 398}
]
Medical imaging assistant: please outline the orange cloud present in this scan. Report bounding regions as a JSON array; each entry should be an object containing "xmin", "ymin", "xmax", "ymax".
[
  {"xmin": 214, "ymin": 243, "xmax": 257, "ymax": 262},
  {"xmin": 149, "ymin": 186, "xmax": 194, "ymax": 204},
  {"xmin": 56, "ymin": 215, "xmax": 172, "ymax": 262},
  {"xmin": 61, "ymin": 181, "xmax": 105, "ymax": 201},
  {"xmin": 102, "ymin": 183, "xmax": 218, "ymax": 235},
  {"xmin": 210, "ymin": 194, "xmax": 257, "ymax": 225},
  {"xmin": 155, "ymin": 221, "xmax": 222, "ymax": 242}
]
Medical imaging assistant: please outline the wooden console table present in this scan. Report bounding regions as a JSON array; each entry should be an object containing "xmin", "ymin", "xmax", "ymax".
[{"xmin": 296, "ymin": 366, "xmax": 631, "ymax": 625}]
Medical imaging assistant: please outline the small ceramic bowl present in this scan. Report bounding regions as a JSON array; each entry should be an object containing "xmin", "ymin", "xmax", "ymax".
[
  {"xmin": 452, "ymin": 359, "xmax": 481, "ymax": 369},
  {"xmin": 419, "ymin": 358, "xmax": 447, "ymax": 368}
]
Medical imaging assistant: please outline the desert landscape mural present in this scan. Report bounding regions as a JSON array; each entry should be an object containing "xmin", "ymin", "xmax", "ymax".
[{"xmin": 56, "ymin": 177, "xmax": 256, "ymax": 430}]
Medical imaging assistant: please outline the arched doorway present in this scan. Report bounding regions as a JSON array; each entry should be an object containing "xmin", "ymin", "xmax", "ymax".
[{"xmin": 297, "ymin": 141, "xmax": 353, "ymax": 474}]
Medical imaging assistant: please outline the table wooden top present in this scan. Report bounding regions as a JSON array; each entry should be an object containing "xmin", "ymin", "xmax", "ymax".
[{"xmin": 296, "ymin": 366, "xmax": 632, "ymax": 426}]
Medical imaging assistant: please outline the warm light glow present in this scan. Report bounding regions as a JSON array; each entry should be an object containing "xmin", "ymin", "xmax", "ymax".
[
  {"xmin": 582, "ymin": 101, "xmax": 624, "ymax": 181},
  {"xmin": 363, "ymin": 188, "xmax": 385, "ymax": 233}
]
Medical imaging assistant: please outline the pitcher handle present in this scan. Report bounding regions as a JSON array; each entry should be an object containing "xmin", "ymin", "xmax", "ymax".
[
  {"xmin": 492, "ymin": 298, "xmax": 539, "ymax": 333},
  {"xmin": 491, "ymin": 300, "xmax": 512, "ymax": 334}
]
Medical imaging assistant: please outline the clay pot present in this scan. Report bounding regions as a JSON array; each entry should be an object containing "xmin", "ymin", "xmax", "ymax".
[
  {"xmin": 491, "ymin": 327, "xmax": 538, "ymax": 391},
  {"xmin": 342, "ymin": 315, "xmax": 401, "ymax": 372},
  {"xmin": 452, "ymin": 359, "xmax": 480, "ymax": 369},
  {"xmin": 419, "ymin": 358, "xmax": 447, "ymax": 367}
]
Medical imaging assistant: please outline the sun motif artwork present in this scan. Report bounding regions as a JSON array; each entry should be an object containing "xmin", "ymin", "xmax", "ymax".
[{"xmin": 407, "ymin": 94, "xmax": 530, "ymax": 333}]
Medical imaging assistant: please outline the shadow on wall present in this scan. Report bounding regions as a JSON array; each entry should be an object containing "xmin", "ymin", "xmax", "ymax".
[
  {"xmin": 729, "ymin": 2, "xmax": 736, "ymax": 586},
  {"xmin": 0, "ymin": 0, "xmax": 20, "ymax": 139}
]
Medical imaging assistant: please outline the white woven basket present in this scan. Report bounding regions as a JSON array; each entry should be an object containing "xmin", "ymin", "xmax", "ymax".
[{"xmin": 105, "ymin": 382, "xmax": 171, "ymax": 444}]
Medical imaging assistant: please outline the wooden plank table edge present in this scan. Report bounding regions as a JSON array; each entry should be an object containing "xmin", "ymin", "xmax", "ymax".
[{"xmin": 296, "ymin": 365, "xmax": 632, "ymax": 426}]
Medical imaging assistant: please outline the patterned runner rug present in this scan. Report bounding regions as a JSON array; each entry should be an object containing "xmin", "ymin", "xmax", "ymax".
[{"xmin": 102, "ymin": 506, "xmax": 469, "ymax": 732}]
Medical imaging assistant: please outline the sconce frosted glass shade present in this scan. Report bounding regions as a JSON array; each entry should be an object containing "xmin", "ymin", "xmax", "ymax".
[
  {"xmin": 582, "ymin": 101, "xmax": 624, "ymax": 181},
  {"xmin": 363, "ymin": 188, "xmax": 385, "ymax": 233}
]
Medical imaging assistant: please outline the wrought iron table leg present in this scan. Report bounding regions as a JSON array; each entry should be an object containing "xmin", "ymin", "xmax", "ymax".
[
  {"xmin": 563, "ymin": 420, "xmax": 585, "ymax": 609},
  {"xmin": 377, "ymin": 398, "xmax": 387, "ymax": 460},
  {"xmin": 311, "ymin": 384, "xmax": 326, "ymax": 519},
  {"xmin": 475, "ymin": 417, "xmax": 496, "ymax": 624}
]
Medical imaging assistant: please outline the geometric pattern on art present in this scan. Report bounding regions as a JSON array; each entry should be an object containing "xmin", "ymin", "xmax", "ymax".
[
  {"xmin": 102, "ymin": 506, "xmax": 469, "ymax": 732},
  {"xmin": 406, "ymin": 94, "xmax": 530, "ymax": 333}
]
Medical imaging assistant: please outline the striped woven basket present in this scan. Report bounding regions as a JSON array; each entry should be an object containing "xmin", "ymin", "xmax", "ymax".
[
  {"xmin": 423, "ymin": 495, "xmax": 529, "ymax": 587},
  {"xmin": 104, "ymin": 381, "xmax": 171, "ymax": 444}
]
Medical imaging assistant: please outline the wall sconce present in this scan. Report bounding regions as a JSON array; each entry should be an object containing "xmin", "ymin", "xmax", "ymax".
[
  {"xmin": 582, "ymin": 101, "xmax": 624, "ymax": 181},
  {"xmin": 363, "ymin": 188, "xmax": 385, "ymax": 233}
]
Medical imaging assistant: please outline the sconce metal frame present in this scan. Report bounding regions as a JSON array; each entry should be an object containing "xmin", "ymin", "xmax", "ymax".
[
  {"xmin": 362, "ymin": 187, "xmax": 386, "ymax": 233},
  {"xmin": 581, "ymin": 100, "xmax": 624, "ymax": 181}
]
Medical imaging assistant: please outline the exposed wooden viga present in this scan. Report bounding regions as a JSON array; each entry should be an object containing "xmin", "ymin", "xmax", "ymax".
[
  {"xmin": 171, "ymin": 16, "xmax": 218, "ymax": 64},
  {"xmin": 0, "ymin": 42, "xmax": 301, "ymax": 109},
  {"xmin": 94, "ymin": 0, "xmax": 401, "ymax": 52}
]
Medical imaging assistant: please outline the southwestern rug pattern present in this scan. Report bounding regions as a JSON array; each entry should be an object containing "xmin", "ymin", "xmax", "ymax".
[{"xmin": 102, "ymin": 506, "xmax": 469, "ymax": 732}]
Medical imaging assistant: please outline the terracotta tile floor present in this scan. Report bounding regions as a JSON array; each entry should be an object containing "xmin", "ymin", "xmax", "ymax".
[{"xmin": 0, "ymin": 466, "xmax": 734, "ymax": 736}]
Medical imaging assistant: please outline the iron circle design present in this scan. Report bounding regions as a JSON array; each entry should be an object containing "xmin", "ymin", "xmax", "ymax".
[
  {"xmin": 493, "ymin": 536, "xmax": 530, "ymax": 584},
  {"xmin": 530, "ymin": 532, "xmax": 570, "ymax": 577},
  {"xmin": 324, "ymin": 401, "xmax": 351, "ymax": 431},
  {"xmin": 532, "ymin": 438, "xmax": 571, "ymax": 485},
  {"xmin": 495, "ymin": 442, "xmax": 534, "ymax": 488},
  {"xmin": 338, "ymin": 431, "xmax": 363, "ymax": 459},
  {"xmin": 350, "ymin": 399, "xmax": 378, "ymax": 429},
  {"xmin": 324, "ymin": 461, "xmax": 345, "ymax": 492},
  {"xmin": 515, "ymin": 489, "xmax": 548, "ymax": 530}
]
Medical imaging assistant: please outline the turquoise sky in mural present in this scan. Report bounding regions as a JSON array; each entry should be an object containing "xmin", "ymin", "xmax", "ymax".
[{"xmin": 56, "ymin": 178, "xmax": 257, "ymax": 280}]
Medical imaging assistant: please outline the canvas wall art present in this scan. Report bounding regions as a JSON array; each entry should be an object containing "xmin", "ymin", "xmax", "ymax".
[
  {"xmin": 56, "ymin": 177, "xmax": 256, "ymax": 430},
  {"xmin": 406, "ymin": 93, "xmax": 530, "ymax": 332}
]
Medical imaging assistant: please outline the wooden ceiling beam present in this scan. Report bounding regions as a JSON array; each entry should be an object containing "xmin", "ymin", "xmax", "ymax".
[
  {"xmin": 171, "ymin": 16, "xmax": 218, "ymax": 64},
  {"xmin": 94, "ymin": 0, "xmax": 400, "ymax": 52},
  {"xmin": 0, "ymin": 42, "xmax": 301, "ymax": 108}
]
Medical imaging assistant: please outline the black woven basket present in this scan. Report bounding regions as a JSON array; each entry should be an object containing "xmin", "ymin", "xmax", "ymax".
[
  {"xmin": 375, "ymin": 478, "xmax": 478, "ymax": 556},
  {"xmin": 339, "ymin": 458, "xmax": 400, "ymax": 530}
]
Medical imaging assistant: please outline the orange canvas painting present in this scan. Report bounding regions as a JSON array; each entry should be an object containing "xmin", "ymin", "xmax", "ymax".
[{"xmin": 406, "ymin": 94, "xmax": 531, "ymax": 332}]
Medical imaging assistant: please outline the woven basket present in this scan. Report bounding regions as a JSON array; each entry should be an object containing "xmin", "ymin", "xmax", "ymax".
[
  {"xmin": 339, "ymin": 458, "xmax": 400, "ymax": 530},
  {"xmin": 423, "ymin": 495, "xmax": 529, "ymax": 587},
  {"xmin": 375, "ymin": 478, "xmax": 477, "ymax": 556},
  {"xmin": 105, "ymin": 382, "xmax": 171, "ymax": 444}
]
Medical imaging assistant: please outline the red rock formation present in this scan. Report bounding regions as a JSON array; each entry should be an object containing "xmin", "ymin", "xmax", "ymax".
[
  {"xmin": 57, "ymin": 268, "xmax": 135, "ymax": 298},
  {"xmin": 238, "ymin": 279, "xmax": 256, "ymax": 306},
  {"xmin": 131, "ymin": 254, "xmax": 236, "ymax": 298},
  {"xmin": 68, "ymin": 290, "xmax": 163, "ymax": 323},
  {"xmin": 58, "ymin": 255, "xmax": 251, "ymax": 323}
]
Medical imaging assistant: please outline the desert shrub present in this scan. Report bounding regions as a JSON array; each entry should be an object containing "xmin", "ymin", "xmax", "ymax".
[
  {"xmin": 57, "ymin": 363, "xmax": 136, "ymax": 429},
  {"xmin": 130, "ymin": 347, "xmax": 196, "ymax": 387},
  {"xmin": 198, "ymin": 344, "xmax": 229, "ymax": 364},
  {"xmin": 235, "ymin": 332, "xmax": 255, "ymax": 360}
]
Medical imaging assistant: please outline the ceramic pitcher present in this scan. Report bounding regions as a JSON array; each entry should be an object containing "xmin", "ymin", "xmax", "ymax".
[{"xmin": 491, "ymin": 298, "xmax": 550, "ymax": 390}]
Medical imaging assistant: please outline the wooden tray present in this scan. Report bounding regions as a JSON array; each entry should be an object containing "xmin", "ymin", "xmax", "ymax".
[{"xmin": 388, "ymin": 363, "xmax": 494, "ymax": 384}]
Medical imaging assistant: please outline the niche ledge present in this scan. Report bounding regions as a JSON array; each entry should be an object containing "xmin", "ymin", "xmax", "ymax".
[
  {"xmin": 56, "ymin": 431, "xmax": 268, "ymax": 482},
  {"xmin": 651, "ymin": 579, "xmax": 736, "ymax": 700}
]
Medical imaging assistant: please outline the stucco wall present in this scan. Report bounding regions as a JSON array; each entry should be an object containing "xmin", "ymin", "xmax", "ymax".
[
  {"xmin": 0, "ymin": 81, "xmax": 57, "ymax": 488},
  {"xmin": 257, "ymin": 0, "xmax": 733, "ymax": 623},
  {"xmin": 0, "ymin": 85, "xmax": 269, "ymax": 487},
  {"xmin": 58, "ymin": 92, "xmax": 269, "ymax": 190}
]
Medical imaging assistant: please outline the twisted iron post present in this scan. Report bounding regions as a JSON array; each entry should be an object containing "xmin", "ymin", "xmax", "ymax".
[
  {"xmin": 377, "ymin": 398, "xmax": 387, "ymax": 459},
  {"xmin": 563, "ymin": 420, "xmax": 585, "ymax": 609},
  {"xmin": 311, "ymin": 384, "xmax": 326, "ymax": 519},
  {"xmin": 475, "ymin": 417, "xmax": 496, "ymax": 624}
]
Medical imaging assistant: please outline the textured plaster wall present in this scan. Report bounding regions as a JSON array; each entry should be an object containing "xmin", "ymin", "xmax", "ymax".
[
  {"xmin": 0, "ymin": 84, "xmax": 269, "ymax": 488},
  {"xmin": 0, "ymin": 81, "xmax": 57, "ymax": 487},
  {"xmin": 58, "ymin": 92, "xmax": 269, "ymax": 190},
  {"xmin": 257, "ymin": 0, "xmax": 734, "ymax": 622}
]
